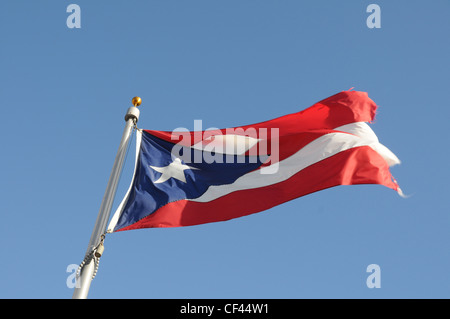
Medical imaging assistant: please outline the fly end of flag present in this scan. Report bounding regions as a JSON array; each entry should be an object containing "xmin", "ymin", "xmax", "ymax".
[{"xmin": 396, "ymin": 187, "xmax": 409, "ymax": 199}]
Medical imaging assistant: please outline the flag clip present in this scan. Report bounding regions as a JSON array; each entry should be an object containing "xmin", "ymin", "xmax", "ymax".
[{"xmin": 94, "ymin": 234, "xmax": 105, "ymax": 258}]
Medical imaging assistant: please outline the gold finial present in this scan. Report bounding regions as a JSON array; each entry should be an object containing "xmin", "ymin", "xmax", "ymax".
[{"xmin": 132, "ymin": 96, "xmax": 142, "ymax": 107}]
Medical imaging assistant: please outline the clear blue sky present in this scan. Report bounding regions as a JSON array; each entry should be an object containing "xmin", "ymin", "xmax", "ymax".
[{"xmin": 0, "ymin": 1, "xmax": 449, "ymax": 299}]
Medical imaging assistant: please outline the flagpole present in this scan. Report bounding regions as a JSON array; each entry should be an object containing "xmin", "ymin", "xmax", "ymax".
[{"xmin": 72, "ymin": 97, "xmax": 141, "ymax": 299}]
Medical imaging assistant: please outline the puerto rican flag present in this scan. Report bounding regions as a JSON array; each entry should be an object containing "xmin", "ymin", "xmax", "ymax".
[{"xmin": 107, "ymin": 90, "xmax": 402, "ymax": 232}]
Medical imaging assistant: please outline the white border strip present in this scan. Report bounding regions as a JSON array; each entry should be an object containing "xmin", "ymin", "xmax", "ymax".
[{"xmin": 107, "ymin": 129, "xmax": 142, "ymax": 233}]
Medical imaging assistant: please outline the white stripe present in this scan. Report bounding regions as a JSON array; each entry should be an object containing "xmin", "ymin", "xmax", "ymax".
[
  {"xmin": 192, "ymin": 122, "xmax": 399, "ymax": 203},
  {"xmin": 107, "ymin": 130, "xmax": 143, "ymax": 233},
  {"xmin": 336, "ymin": 122, "xmax": 400, "ymax": 167},
  {"xmin": 191, "ymin": 134, "xmax": 260, "ymax": 155}
]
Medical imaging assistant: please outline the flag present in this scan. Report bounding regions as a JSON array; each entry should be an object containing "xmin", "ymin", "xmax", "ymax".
[{"xmin": 107, "ymin": 90, "xmax": 402, "ymax": 232}]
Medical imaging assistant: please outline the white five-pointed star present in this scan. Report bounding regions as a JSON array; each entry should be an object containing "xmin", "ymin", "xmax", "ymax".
[{"xmin": 149, "ymin": 157, "xmax": 198, "ymax": 184}]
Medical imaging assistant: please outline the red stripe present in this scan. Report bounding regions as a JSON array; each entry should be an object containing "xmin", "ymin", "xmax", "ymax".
[
  {"xmin": 144, "ymin": 90, "xmax": 377, "ymax": 145},
  {"xmin": 116, "ymin": 145, "xmax": 398, "ymax": 231}
]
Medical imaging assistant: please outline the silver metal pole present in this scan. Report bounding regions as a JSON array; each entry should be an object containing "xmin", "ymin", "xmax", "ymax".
[{"xmin": 72, "ymin": 97, "xmax": 141, "ymax": 299}]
